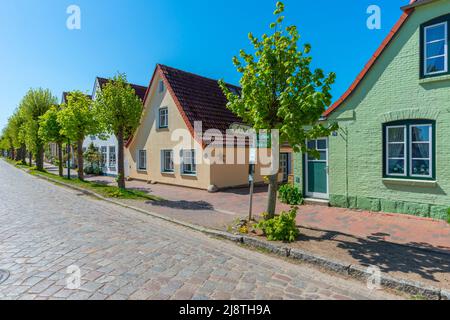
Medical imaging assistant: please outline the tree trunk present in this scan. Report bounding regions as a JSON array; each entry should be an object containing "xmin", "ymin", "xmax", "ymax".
[
  {"xmin": 20, "ymin": 145, "xmax": 26, "ymax": 164},
  {"xmin": 10, "ymin": 148, "xmax": 15, "ymax": 160},
  {"xmin": 29, "ymin": 151, "xmax": 32, "ymax": 167},
  {"xmin": 266, "ymin": 174, "xmax": 278, "ymax": 219},
  {"xmin": 117, "ymin": 129, "xmax": 126, "ymax": 189},
  {"xmin": 77, "ymin": 139, "xmax": 84, "ymax": 180},
  {"xmin": 57, "ymin": 142, "xmax": 63, "ymax": 177},
  {"xmin": 36, "ymin": 144, "xmax": 44, "ymax": 171}
]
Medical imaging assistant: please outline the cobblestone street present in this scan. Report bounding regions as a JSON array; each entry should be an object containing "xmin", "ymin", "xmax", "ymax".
[{"xmin": 0, "ymin": 160, "xmax": 402, "ymax": 300}]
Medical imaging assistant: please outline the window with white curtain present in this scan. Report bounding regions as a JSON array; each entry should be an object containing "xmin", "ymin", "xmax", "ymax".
[{"xmin": 384, "ymin": 121, "xmax": 434, "ymax": 179}]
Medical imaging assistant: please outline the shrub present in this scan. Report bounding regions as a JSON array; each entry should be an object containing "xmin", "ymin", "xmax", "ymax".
[
  {"xmin": 447, "ymin": 208, "xmax": 450, "ymax": 224},
  {"xmin": 278, "ymin": 184, "xmax": 303, "ymax": 205},
  {"xmin": 256, "ymin": 208, "xmax": 299, "ymax": 242},
  {"xmin": 83, "ymin": 143, "xmax": 103, "ymax": 176}
]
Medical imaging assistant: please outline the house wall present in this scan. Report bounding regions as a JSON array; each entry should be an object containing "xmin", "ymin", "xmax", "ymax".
[
  {"xmin": 125, "ymin": 73, "xmax": 211, "ymax": 190},
  {"xmin": 126, "ymin": 71, "xmax": 294, "ymax": 191},
  {"xmin": 209, "ymin": 146, "xmax": 291, "ymax": 189},
  {"xmin": 295, "ymin": 0, "xmax": 450, "ymax": 220}
]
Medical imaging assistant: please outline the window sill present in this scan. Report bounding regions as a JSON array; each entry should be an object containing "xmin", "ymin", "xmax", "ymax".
[
  {"xmin": 161, "ymin": 171, "xmax": 175, "ymax": 175},
  {"xmin": 382, "ymin": 178, "xmax": 437, "ymax": 188},
  {"xmin": 419, "ymin": 74, "xmax": 450, "ymax": 84},
  {"xmin": 181, "ymin": 173, "xmax": 197, "ymax": 177}
]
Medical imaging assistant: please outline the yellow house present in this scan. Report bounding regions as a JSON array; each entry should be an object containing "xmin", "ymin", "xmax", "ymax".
[{"xmin": 125, "ymin": 64, "xmax": 293, "ymax": 191}]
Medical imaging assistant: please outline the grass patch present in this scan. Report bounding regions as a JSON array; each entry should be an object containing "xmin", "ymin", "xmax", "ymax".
[
  {"xmin": 2, "ymin": 157, "xmax": 30, "ymax": 169},
  {"xmin": 28, "ymin": 169, "xmax": 162, "ymax": 201}
]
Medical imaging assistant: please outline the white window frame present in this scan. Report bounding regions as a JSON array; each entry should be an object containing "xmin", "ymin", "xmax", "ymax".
[
  {"xmin": 424, "ymin": 22, "xmax": 448, "ymax": 76},
  {"xmin": 161, "ymin": 150, "xmax": 174, "ymax": 173},
  {"xmin": 385, "ymin": 125, "xmax": 407, "ymax": 177},
  {"xmin": 108, "ymin": 146, "xmax": 116, "ymax": 168},
  {"xmin": 181, "ymin": 149, "xmax": 197, "ymax": 175},
  {"xmin": 409, "ymin": 124, "xmax": 433, "ymax": 178},
  {"xmin": 101, "ymin": 146, "xmax": 107, "ymax": 166},
  {"xmin": 138, "ymin": 150, "xmax": 147, "ymax": 171},
  {"xmin": 159, "ymin": 107, "xmax": 168, "ymax": 129}
]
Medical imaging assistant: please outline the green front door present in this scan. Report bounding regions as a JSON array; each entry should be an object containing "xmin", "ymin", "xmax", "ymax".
[{"xmin": 305, "ymin": 139, "xmax": 329, "ymax": 199}]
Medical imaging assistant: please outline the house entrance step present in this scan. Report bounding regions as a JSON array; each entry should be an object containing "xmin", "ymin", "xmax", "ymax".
[{"xmin": 304, "ymin": 198, "xmax": 330, "ymax": 207}]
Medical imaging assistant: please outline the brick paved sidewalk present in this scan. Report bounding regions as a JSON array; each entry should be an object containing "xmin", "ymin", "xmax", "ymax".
[
  {"xmin": 68, "ymin": 170, "xmax": 450, "ymax": 252},
  {"xmin": 1, "ymin": 160, "xmax": 401, "ymax": 300},
  {"xmin": 43, "ymin": 164, "xmax": 450, "ymax": 289}
]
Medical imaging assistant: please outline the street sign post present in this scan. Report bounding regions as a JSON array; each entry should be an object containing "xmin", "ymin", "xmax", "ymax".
[
  {"xmin": 67, "ymin": 140, "xmax": 71, "ymax": 180},
  {"xmin": 248, "ymin": 142, "xmax": 257, "ymax": 221}
]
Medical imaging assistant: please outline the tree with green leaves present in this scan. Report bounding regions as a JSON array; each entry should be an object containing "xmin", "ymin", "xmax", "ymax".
[
  {"xmin": 219, "ymin": 2, "xmax": 337, "ymax": 218},
  {"xmin": 39, "ymin": 105, "xmax": 66, "ymax": 177},
  {"xmin": 0, "ymin": 127, "xmax": 13, "ymax": 159},
  {"xmin": 58, "ymin": 91, "xmax": 98, "ymax": 180},
  {"xmin": 20, "ymin": 88, "xmax": 57, "ymax": 171},
  {"xmin": 93, "ymin": 73, "xmax": 143, "ymax": 189},
  {"xmin": 7, "ymin": 109, "xmax": 28, "ymax": 164}
]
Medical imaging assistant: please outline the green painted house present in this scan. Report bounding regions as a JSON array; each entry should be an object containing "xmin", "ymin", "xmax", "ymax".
[{"xmin": 294, "ymin": 0, "xmax": 450, "ymax": 220}]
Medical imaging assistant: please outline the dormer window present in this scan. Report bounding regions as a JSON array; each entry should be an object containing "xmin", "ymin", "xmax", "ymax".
[{"xmin": 421, "ymin": 16, "xmax": 449, "ymax": 78}]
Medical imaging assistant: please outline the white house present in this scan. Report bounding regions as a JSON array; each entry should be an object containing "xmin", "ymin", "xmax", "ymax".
[{"xmin": 83, "ymin": 77, "xmax": 147, "ymax": 176}]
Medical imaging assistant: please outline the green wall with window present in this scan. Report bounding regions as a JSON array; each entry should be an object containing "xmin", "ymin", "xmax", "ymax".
[{"xmin": 294, "ymin": 0, "xmax": 450, "ymax": 220}]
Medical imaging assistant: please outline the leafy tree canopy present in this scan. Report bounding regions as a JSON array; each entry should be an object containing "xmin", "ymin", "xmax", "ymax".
[
  {"xmin": 39, "ymin": 105, "xmax": 65, "ymax": 144},
  {"xmin": 93, "ymin": 73, "xmax": 143, "ymax": 139},
  {"xmin": 20, "ymin": 88, "xmax": 57, "ymax": 153},
  {"xmin": 58, "ymin": 91, "xmax": 98, "ymax": 142},
  {"xmin": 219, "ymin": 1, "xmax": 337, "ymax": 153}
]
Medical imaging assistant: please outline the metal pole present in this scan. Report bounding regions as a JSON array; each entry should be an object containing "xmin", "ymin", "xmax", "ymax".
[
  {"xmin": 249, "ymin": 178, "xmax": 254, "ymax": 221},
  {"xmin": 248, "ymin": 164, "xmax": 255, "ymax": 221},
  {"xmin": 67, "ymin": 139, "xmax": 71, "ymax": 180}
]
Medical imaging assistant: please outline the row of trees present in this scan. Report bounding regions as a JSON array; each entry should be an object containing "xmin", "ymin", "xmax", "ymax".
[
  {"xmin": 2, "ymin": 2, "xmax": 335, "ymax": 218},
  {"xmin": 0, "ymin": 74, "xmax": 142, "ymax": 189}
]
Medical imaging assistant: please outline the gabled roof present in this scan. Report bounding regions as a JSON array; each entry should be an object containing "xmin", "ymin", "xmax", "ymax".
[
  {"xmin": 158, "ymin": 64, "xmax": 241, "ymax": 135},
  {"xmin": 127, "ymin": 64, "xmax": 242, "ymax": 148},
  {"xmin": 96, "ymin": 77, "xmax": 147, "ymax": 101},
  {"xmin": 402, "ymin": 0, "xmax": 437, "ymax": 10},
  {"xmin": 323, "ymin": 0, "xmax": 421, "ymax": 117}
]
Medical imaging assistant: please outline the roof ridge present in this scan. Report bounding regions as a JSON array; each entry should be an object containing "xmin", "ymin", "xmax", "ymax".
[{"xmin": 157, "ymin": 64, "xmax": 240, "ymax": 89}]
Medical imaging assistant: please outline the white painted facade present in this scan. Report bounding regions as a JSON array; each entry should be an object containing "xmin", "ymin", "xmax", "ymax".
[
  {"xmin": 83, "ymin": 134, "xmax": 119, "ymax": 176},
  {"xmin": 82, "ymin": 78, "xmax": 119, "ymax": 176}
]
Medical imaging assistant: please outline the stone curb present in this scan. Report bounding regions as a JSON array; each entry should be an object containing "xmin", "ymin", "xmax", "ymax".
[{"xmin": 13, "ymin": 164, "xmax": 448, "ymax": 300}]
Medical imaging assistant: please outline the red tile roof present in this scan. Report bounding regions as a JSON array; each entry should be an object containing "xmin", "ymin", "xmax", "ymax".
[
  {"xmin": 126, "ymin": 64, "xmax": 243, "ymax": 148},
  {"xmin": 323, "ymin": 0, "xmax": 419, "ymax": 117},
  {"xmin": 158, "ymin": 64, "xmax": 242, "ymax": 135},
  {"xmin": 96, "ymin": 77, "xmax": 147, "ymax": 101}
]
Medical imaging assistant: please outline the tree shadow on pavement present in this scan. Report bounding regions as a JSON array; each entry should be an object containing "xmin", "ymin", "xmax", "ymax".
[
  {"xmin": 297, "ymin": 227, "xmax": 450, "ymax": 283},
  {"xmin": 145, "ymin": 199, "xmax": 214, "ymax": 211}
]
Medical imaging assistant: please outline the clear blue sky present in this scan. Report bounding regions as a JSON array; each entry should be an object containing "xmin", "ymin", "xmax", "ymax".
[{"xmin": 0, "ymin": 0, "xmax": 408, "ymax": 130}]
